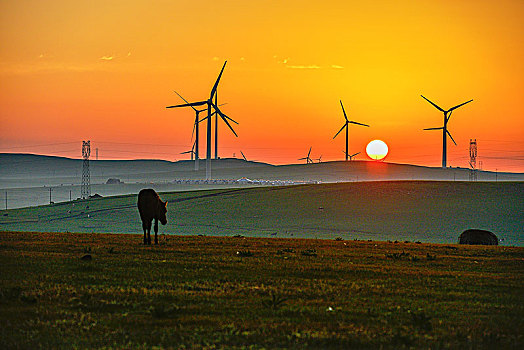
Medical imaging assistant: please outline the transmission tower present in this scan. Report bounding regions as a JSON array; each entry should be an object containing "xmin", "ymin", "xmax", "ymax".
[
  {"xmin": 469, "ymin": 139, "xmax": 477, "ymax": 181},
  {"xmin": 81, "ymin": 140, "xmax": 91, "ymax": 199}
]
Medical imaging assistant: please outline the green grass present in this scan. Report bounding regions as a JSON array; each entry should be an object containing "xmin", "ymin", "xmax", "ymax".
[
  {"xmin": 0, "ymin": 231, "xmax": 523, "ymax": 349},
  {"xmin": 1, "ymin": 181, "xmax": 523, "ymax": 245}
]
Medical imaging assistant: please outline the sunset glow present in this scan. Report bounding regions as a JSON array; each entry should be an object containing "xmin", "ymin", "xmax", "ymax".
[{"xmin": 0, "ymin": 1, "xmax": 523, "ymax": 171}]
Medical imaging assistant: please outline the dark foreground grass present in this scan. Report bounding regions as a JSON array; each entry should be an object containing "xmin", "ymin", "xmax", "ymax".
[{"xmin": 1, "ymin": 231, "xmax": 523, "ymax": 349}]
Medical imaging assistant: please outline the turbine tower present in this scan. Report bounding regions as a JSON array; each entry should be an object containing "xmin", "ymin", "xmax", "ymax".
[
  {"xmin": 167, "ymin": 61, "xmax": 237, "ymax": 180},
  {"xmin": 421, "ymin": 95, "xmax": 473, "ymax": 168},
  {"xmin": 333, "ymin": 100, "xmax": 369, "ymax": 161}
]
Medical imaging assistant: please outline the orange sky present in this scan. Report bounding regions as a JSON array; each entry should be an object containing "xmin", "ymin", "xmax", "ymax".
[{"xmin": 1, "ymin": 0, "xmax": 523, "ymax": 172}]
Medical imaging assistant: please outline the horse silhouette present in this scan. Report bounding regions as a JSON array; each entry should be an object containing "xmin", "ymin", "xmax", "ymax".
[{"xmin": 137, "ymin": 189, "xmax": 167, "ymax": 245}]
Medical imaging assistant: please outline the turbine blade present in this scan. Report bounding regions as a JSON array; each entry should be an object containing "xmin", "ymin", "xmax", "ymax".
[
  {"xmin": 446, "ymin": 110, "xmax": 453, "ymax": 123},
  {"xmin": 180, "ymin": 150, "xmax": 192, "ymax": 154},
  {"xmin": 349, "ymin": 121, "xmax": 370, "ymax": 127},
  {"xmin": 351, "ymin": 152, "xmax": 361, "ymax": 157},
  {"xmin": 210, "ymin": 61, "xmax": 227, "ymax": 99},
  {"xmin": 307, "ymin": 147, "xmax": 312, "ymax": 157},
  {"xmin": 298, "ymin": 157, "xmax": 307, "ymax": 160},
  {"xmin": 421, "ymin": 95, "xmax": 445, "ymax": 112},
  {"xmin": 340, "ymin": 100, "xmax": 349, "ymax": 122},
  {"xmin": 333, "ymin": 124, "xmax": 347, "ymax": 139},
  {"xmin": 173, "ymin": 90, "xmax": 198, "ymax": 112},
  {"xmin": 240, "ymin": 151, "xmax": 247, "ymax": 161},
  {"xmin": 211, "ymin": 102, "xmax": 238, "ymax": 124},
  {"xmin": 448, "ymin": 99, "xmax": 473, "ymax": 112},
  {"xmin": 447, "ymin": 130, "xmax": 457, "ymax": 145},
  {"xmin": 223, "ymin": 114, "xmax": 238, "ymax": 124},
  {"xmin": 215, "ymin": 110, "xmax": 238, "ymax": 137},
  {"xmin": 423, "ymin": 127, "xmax": 443, "ymax": 130},
  {"xmin": 166, "ymin": 101, "xmax": 207, "ymax": 108}
]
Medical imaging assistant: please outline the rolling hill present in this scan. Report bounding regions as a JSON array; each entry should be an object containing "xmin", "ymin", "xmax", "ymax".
[{"xmin": 1, "ymin": 181, "xmax": 522, "ymax": 246}]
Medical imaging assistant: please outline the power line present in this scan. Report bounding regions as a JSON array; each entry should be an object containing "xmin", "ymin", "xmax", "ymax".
[{"xmin": 0, "ymin": 142, "xmax": 78, "ymax": 150}]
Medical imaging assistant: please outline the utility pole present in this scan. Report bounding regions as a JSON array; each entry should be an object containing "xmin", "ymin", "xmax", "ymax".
[
  {"xmin": 49, "ymin": 187, "xmax": 53, "ymax": 204},
  {"xmin": 96, "ymin": 148, "xmax": 98, "ymax": 161},
  {"xmin": 70, "ymin": 190, "xmax": 72, "ymax": 202},
  {"xmin": 4, "ymin": 191, "xmax": 7, "ymax": 210},
  {"xmin": 81, "ymin": 141, "xmax": 91, "ymax": 199}
]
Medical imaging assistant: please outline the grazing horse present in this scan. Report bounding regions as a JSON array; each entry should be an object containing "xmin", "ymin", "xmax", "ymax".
[{"xmin": 137, "ymin": 189, "xmax": 167, "ymax": 245}]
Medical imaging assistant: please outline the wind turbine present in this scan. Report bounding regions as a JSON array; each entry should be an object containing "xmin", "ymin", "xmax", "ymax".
[
  {"xmin": 167, "ymin": 61, "xmax": 237, "ymax": 179},
  {"xmin": 343, "ymin": 151, "xmax": 360, "ymax": 161},
  {"xmin": 173, "ymin": 90, "xmax": 207, "ymax": 170},
  {"xmin": 316, "ymin": 155, "xmax": 323, "ymax": 163},
  {"xmin": 333, "ymin": 100, "xmax": 369, "ymax": 161},
  {"xmin": 298, "ymin": 147, "xmax": 314, "ymax": 164},
  {"xmin": 421, "ymin": 95, "xmax": 473, "ymax": 168},
  {"xmin": 180, "ymin": 141, "xmax": 196, "ymax": 160}
]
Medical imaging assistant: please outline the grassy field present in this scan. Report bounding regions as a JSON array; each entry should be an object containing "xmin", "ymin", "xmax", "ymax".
[
  {"xmin": 1, "ymin": 181, "xmax": 523, "ymax": 245},
  {"xmin": 0, "ymin": 231, "xmax": 522, "ymax": 349}
]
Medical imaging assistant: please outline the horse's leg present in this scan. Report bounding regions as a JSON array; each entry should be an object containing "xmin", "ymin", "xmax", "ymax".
[
  {"xmin": 154, "ymin": 218, "xmax": 159, "ymax": 245},
  {"xmin": 147, "ymin": 219, "xmax": 152, "ymax": 245},
  {"xmin": 142, "ymin": 221, "xmax": 148, "ymax": 245}
]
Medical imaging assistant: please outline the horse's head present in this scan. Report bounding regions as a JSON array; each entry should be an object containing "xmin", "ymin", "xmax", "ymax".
[{"xmin": 158, "ymin": 200, "xmax": 168, "ymax": 225}]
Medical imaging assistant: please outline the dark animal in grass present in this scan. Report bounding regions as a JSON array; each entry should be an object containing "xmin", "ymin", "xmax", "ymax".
[
  {"xmin": 137, "ymin": 189, "xmax": 168, "ymax": 245},
  {"xmin": 458, "ymin": 229, "xmax": 498, "ymax": 246}
]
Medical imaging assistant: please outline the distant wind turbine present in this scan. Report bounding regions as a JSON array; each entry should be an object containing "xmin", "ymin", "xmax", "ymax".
[
  {"xmin": 173, "ymin": 90, "xmax": 207, "ymax": 170},
  {"xmin": 167, "ymin": 61, "xmax": 237, "ymax": 179},
  {"xmin": 421, "ymin": 95, "xmax": 473, "ymax": 168},
  {"xmin": 298, "ymin": 147, "xmax": 314, "ymax": 164},
  {"xmin": 333, "ymin": 100, "xmax": 369, "ymax": 161},
  {"xmin": 343, "ymin": 151, "xmax": 360, "ymax": 161},
  {"xmin": 180, "ymin": 141, "xmax": 196, "ymax": 160}
]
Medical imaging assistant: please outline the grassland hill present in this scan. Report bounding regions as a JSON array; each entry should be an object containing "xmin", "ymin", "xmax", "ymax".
[{"xmin": 1, "ymin": 181, "xmax": 523, "ymax": 246}]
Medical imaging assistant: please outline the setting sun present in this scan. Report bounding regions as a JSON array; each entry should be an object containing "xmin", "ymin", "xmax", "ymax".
[{"xmin": 366, "ymin": 140, "xmax": 388, "ymax": 160}]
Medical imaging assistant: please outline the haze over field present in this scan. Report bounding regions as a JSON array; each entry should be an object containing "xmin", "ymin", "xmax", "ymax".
[
  {"xmin": 1, "ymin": 1, "xmax": 523, "ymax": 172},
  {"xmin": 1, "ymin": 153, "xmax": 522, "ymax": 209}
]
